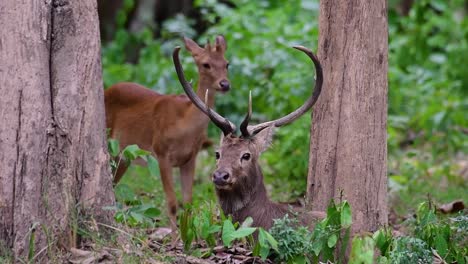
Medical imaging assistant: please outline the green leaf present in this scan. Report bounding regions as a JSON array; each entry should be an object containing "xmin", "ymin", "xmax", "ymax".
[
  {"xmin": 340, "ymin": 202, "xmax": 352, "ymax": 228},
  {"xmin": 107, "ymin": 138, "xmax": 120, "ymax": 157},
  {"xmin": 231, "ymin": 227, "xmax": 256, "ymax": 239},
  {"xmin": 122, "ymin": 144, "xmax": 150, "ymax": 161},
  {"xmin": 349, "ymin": 236, "xmax": 375, "ymax": 264},
  {"xmin": 146, "ymin": 155, "xmax": 159, "ymax": 177},
  {"xmin": 130, "ymin": 211, "xmax": 144, "ymax": 223},
  {"xmin": 311, "ymin": 239, "xmax": 323, "ymax": 256},
  {"xmin": 241, "ymin": 216, "xmax": 254, "ymax": 228},
  {"xmin": 208, "ymin": 225, "xmax": 221, "ymax": 234},
  {"xmin": 434, "ymin": 233, "xmax": 448, "ymax": 257},
  {"xmin": 289, "ymin": 255, "xmax": 307, "ymax": 264},
  {"xmin": 143, "ymin": 207, "xmax": 161, "ymax": 218},
  {"xmin": 222, "ymin": 220, "xmax": 236, "ymax": 247},
  {"xmin": 259, "ymin": 228, "xmax": 278, "ymax": 251},
  {"xmin": 327, "ymin": 234, "xmax": 338, "ymax": 248}
]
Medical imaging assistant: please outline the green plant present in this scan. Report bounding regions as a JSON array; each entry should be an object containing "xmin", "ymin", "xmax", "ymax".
[
  {"xmin": 412, "ymin": 202, "xmax": 467, "ymax": 263},
  {"xmin": 106, "ymin": 139, "xmax": 162, "ymax": 227},
  {"xmin": 253, "ymin": 227, "xmax": 279, "ymax": 260},
  {"xmin": 267, "ymin": 200, "xmax": 352, "ymax": 263},
  {"xmin": 355, "ymin": 202, "xmax": 467, "ymax": 264},
  {"xmin": 221, "ymin": 217, "xmax": 256, "ymax": 247},
  {"xmin": 388, "ymin": 237, "xmax": 433, "ymax": 264},
  {"xmin": 349, "ymin": 235, "xmax": 375, "ymax": 264}
]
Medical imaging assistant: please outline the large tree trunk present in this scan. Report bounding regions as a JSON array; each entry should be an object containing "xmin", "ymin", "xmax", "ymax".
[
  {"xmin": 306, "ymin": 0, "xmax": 388, "ymax": 234},
  {"xmin": 0, "ymin": 0, "xmax": 114, "ymax": 261}
]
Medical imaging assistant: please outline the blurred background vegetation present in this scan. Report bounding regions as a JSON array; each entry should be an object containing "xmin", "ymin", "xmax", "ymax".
[{"xmin": 99, "ymin": 0, "xmax": 468, "ymax": 227}]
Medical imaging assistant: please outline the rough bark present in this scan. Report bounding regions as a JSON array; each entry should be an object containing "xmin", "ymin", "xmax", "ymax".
[
  {"xmin": 306, "ymin": 0, "xmax": 388, "ymax": 234},
  {"xmin": 0, "ymin": 0, "xmax": 114, "ymax": 261}
]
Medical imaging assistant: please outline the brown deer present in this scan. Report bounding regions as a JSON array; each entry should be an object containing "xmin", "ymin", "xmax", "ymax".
[
  {"xmin": 105, "ymin": 36, "xmax": 230, "ymax": 230},
  {"xmin": 173, "ymin": 45, "xmax": 325, "ymax": 230}
]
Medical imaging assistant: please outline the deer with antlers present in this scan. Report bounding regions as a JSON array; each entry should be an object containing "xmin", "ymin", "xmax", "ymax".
[
  {"xmin": 173, "ymin": 45, "xmax": 326, "ymax": 229},
  {"xmin": 105, "ymin": 36, "xmax": 230, "ymax": 230}
]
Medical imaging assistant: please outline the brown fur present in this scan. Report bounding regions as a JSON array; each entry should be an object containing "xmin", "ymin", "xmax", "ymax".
[
  {"xmin": 105, "ymin": 36, "xmax": 230, "ymax": 230},
  {"xmin": 214, "ymin": 131, "xmax": 325, "ymax": 230}
]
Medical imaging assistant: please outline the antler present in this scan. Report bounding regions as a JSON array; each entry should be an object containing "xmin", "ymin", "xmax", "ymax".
[
  {"xmin": 239, "ymin": 90, "xmax": 252, "ymax": 137},
  {"xmin": 172, "ymin": 46, "xmax": 235, "ymax": 135},
  {"xmin": 244, "ymin": 45, "xmax": 323, "ymax": 137}
]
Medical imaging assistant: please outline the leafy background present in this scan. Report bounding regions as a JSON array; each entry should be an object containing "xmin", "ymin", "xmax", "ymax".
[{"xmin": 103, "ymin": 0, "xmax": 467, "ymax": 217}]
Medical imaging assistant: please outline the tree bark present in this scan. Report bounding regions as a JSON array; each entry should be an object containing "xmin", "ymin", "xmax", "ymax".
[
  {"xmin": 306, "ymin": 0, "xmax": 388, "ymax": 234},
  {"xmin": 0, "ymin": 0, "xmax": 114, "ymax": 261}
]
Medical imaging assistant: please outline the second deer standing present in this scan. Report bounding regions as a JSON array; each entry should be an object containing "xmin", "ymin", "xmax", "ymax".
[
  {"xmin": 105, "ymin": 36, "xmax": 230, "ymax": 230},
  {"xmin": 173, "ymin": 45, "xmax": 325, "ymax": 230}
]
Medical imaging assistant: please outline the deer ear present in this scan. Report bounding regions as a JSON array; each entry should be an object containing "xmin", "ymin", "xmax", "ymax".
[
  {"xmin": 184, "ymin": 37, "xmax": 203, "ymax": 55},
  {"xmin": 254, "ymin": 126, "xmax": 275, "ymax": 153},
  {"xmin": 215, "ymin": 35, "xmax": 227, "ymax": 52}
]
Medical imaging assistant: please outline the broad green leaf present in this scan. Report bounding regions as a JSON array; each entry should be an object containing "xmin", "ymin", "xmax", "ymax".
[
  {"xmin": 341, "ymin": 202, "xmax": 352, "ymax": 228},
  {"xmin": 241, "ymin": 216, "xmax": 254, "ymax": 228},
  {"xmin": 108, "ymin": 138, "xmax": 120, "ymax": 157},
  {"xmin": 434, "ymin": 233, "xmax": 448, "ymax": 257},
  {"xmin": 222, "ymin": 220, "xmax": 236, "ymax": 247},
  {"xmin": 146, "ymin": 155, "xmax": 159, "ymax": 177},
  {"xmin": 130, "ymin": 211, "xmax": 144, "ymax": 223},
  {"xmin": 327, "ymin": 234, "xmax": 338, "ymax": 248},
  {"xmin": 259, "ymin": 228, "xmax": 278, "ymax": 251},
  {"xmin": 311, "ymin": 239, "xmax": 323, "ymax": 256},
  {"xmin": 231, "ymin": 227, "xmax": 256, "ymax": 239},
  {"xmin": 349, "ymin": 236, "xmax": 375, "ymax": 264},
  {"xmin": 143, "ymin": 207, "xmax": 161, "ymax": 218}
]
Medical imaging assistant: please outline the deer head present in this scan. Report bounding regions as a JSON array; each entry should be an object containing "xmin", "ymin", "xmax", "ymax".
[
  {"xmin": 173, "ymin": 45, "xmax": 322, "ymax": 202},
  {"xmin": 183, "ymin": 35, "xmax": 230, "ymax": 92}
]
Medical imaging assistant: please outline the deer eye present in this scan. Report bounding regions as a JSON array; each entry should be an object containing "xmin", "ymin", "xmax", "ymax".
[
  {"xmin": 203, "ymin": 63, "xmax": 211, "ymax": 69},
  {"xmin": 241, "ymin": 153, "xmax": 251, "ymax": 161},
  {"xmin": 215, "ymin": 151, "xmax": 220, "ymax": 160},
  {"xmin": 226, "ymin": 63, "xmax": 230, "ymax": 69}
]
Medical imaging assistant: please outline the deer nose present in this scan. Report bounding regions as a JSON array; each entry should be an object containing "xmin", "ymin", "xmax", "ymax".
[
  {"xmin": 213, "ymin": 171, "xmax": 230, "ymax": 185},
  {"xmin": 219, "ymin": 80, "xmax": 230, "ymax": 91}
]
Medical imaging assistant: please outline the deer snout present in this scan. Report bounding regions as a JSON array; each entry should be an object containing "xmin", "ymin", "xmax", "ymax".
[
  {"xmin": 213, "ymin": 170, "xmax": 230, "ymax": 186},
  {"xmin": 218, "ymin": 79, "xmax": 230, "ymax": 92}
]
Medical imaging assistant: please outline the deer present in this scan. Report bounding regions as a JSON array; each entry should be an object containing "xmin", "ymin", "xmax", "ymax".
[
  {"xmin": 172, "ymin": 45, "xmax": 326, "ymax": 230},
  {"xmin": 105, "ymin": 35, "xmax": 230, "ymax": 231}
]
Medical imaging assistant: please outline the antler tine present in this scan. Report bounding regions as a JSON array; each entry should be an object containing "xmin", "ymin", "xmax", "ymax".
[
  {"xmin": 248, "ymin": 45, "xmax": 323, "ymax": 135},
  {"xmin": 240, "ymin": 90, "xmax": 252, "ymax": 137},
  {"xmin": 172, "ymin": 46, "xmax": 235, "ymax": 135}
]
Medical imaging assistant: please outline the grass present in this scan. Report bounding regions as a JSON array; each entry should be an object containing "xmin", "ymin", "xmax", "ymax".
[{"xmin": 115, "ymin": 148, "xmax": 218, "ymax": 227}]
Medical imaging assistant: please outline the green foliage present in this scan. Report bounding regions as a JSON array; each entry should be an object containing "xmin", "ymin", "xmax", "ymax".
[
  {"xmin": 412, "ymin": 202, "xmax": 467, "ymax": 263},
  {"xmin": 221, "ymin": 218, "xmax": 256, "ymax": 247},
  {"xmin": 253, "ymin": 228, "xmax": 279, "ymax": 260},
  {"xmin": 388, "ymin": 0, "xmax": 468, "ymax": 154},
  {"xmin": 177, "ymin": 202, "xmax": 277, "ymax": 260},
  {"xmin": 106, "ymin": 139, "xmax": 162, "ymax": 227},
  {"xmin": 353, "ymin": 202, "xmax": 468, "ymax": 264},
  {"xmin": 269, "ymin": 214, "xmax": 313, "ymax": 263},
  {"xmin": 268, "ymin": 201, "xmax": 352, "ymax": 263},
  {"xmin": 388, "ymin": 237, "xmax": 433, "ymax": 264},
  {"xmin": 349, "ymin": 236, "xmax": 375, "ymax": 264}
]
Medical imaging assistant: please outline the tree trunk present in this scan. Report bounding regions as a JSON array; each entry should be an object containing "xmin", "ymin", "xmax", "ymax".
[
  {"xmin": 306, "ymin": 0, "xmax": 388, "ymax": 234},
  {"xmin": 0, "ymin": 0, "xmax": 114, "ymax": 261}
]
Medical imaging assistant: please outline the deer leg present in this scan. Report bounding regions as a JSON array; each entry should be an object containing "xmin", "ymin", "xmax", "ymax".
[
  {"xmin": 158, "ymin": 158, "xmax": 178, "ymax": 231},
  {"xmin": 179, "ymin": 155, "xmax": 196, "ymax": 205}
]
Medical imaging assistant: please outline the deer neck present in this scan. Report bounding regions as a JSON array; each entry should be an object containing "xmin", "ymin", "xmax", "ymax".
[{"xmin": 187, "ymin": 77, "xmax": 216, "ymax": 129}]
